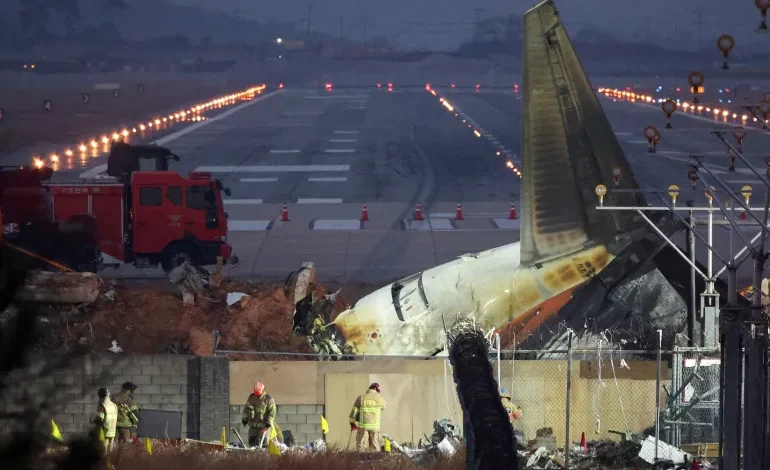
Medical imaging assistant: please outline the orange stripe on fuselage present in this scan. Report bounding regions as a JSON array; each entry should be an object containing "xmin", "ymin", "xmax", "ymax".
[{"xmin": 498, "ymin": 286, "xmax": 579, "ymax": 348}]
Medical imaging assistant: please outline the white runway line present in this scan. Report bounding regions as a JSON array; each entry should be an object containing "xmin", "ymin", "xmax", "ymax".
[
  {"xmin": 334, "ymin": 130, "xmax": 360, "ymax": 134},
  {"xmin": 270, "ymin": 149, "xmax": 301, "ymax": 154},
  {"xmin": 325, "ymin": 149, "xmax": 355, "ymax": 153},
  {"xmin": 224, "ymin": 199, "xmax": 263, "ymax": 205},
  {"xmin": 615, "ymin": 132, "xmax": 634, "ymax": 136},
  {"xmin": 298, "ymin": 198, "xmax": 343, "ymax": 204},
  {"xmin": 308, "ymin": 177, "xmax": 348, "ymax": 182},
  {"xmin": 492, "ymin": 219, "xmax": 522, "ymax": 230},
  {"xmin": 311, "ymin": 220, "xmax": 362, "ymax": 230},
  {"xmin": 403, "ymin": 219, "xmax": 456, "ymax": 231},
  {"xmin": 228, "ymin": 220, "xmax": 272, "ymax": 231},
  {"xmin": 240, "ymin": 178, "xmax": 278, "ymax": 182},
  {"xmin": 79, "ymin": 88, "xmax": 284, "ymax": 178},
  {"xmin": 196, "ymin": 164, "xmax": 350, "ymax": 172},
  {"xmin": 625, "ymin": 140, "xmax": 649, "ymax": 144},
  {"xmin": 329, "ymin": 139, "xmax": 357, "ymax": 143}
]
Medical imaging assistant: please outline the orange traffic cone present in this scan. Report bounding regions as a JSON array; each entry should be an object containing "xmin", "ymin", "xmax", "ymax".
[
  {"xmin": 580, "ymin": 431, "xmax": 587, "ymax": 452},
  {"xmin": 739, "ymin": 211, "xmax": 746, "ymax": 220},
  {"xmin": 414, "ymin": 203, "xmax": 424, "ymax": 221},
  {"xmin": 280, "ymin": 204, "xmax": 289, "ymax": 222},
  {"xmin": 455, "ymin": 203, "xmax": 464, "ymax": 220},
  {"xmin": 360, "ymin": 203, "xmax": 369, "ymax": 222},
  {"xmin": 508, "ymin": 203, "xmax": 518, "ymax": 220}
]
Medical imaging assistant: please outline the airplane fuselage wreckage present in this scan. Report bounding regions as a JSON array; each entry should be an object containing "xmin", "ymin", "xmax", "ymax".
[{"xmin": 298, "ymin": 0, "xmax": 728, "ymax": 357}]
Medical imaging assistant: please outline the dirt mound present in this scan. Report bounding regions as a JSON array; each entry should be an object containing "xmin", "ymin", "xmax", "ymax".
[{"xmin": 25, "ymin": 278, "xmax": 371, "ymax": 356}]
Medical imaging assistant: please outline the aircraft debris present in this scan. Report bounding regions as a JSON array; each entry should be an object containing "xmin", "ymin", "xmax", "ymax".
[
  {"xmin": 15, "ymin": 271, "xmax": 102, "ymax": 304},
  {"xmin": 107, "ymin": 340, "xmax": 123, "ymax": 354},
  {"xmin": 226, "ymin": 292, "xmax": 248, "ymax": 306},
  {"xmin": 168, "ymin": 262, "xmax": 210, "ymax": 305}
]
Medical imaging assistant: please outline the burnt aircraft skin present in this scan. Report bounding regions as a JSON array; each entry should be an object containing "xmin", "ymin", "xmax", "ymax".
[{"xmin": 320, "ymin": 0, "xmax": 694, "ymax": 356}]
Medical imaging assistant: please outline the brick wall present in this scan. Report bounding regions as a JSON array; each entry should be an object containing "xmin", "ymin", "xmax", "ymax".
[
  {"xmin": 228, "ymin": 404, "xmax": 325, "ymax": 445},
  {"xmin": 0, "ymin": 354, "xmax": 205, "ymax": 439}
]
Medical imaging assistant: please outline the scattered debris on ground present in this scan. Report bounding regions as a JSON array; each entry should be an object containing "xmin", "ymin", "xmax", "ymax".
[
  {"xmin": 515, "ymin": 434, "xmax": 713, "ymax": 469},
  {"xmin": 4, "ymin": 263, "xmax": 376, "ymax": 356}
]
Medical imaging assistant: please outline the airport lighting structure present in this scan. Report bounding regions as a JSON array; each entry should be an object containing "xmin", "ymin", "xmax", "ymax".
[{"xmin": 594, "ymin": 138, "xmax": 770, "ymax": 470}]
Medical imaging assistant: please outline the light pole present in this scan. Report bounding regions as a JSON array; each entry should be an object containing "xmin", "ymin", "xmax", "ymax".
[{"xmin": 593, "ymin": 141, "xmax": 770, "ymax": 469}]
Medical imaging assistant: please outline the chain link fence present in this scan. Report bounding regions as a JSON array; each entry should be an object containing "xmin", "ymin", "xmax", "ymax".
[{"xmin": 214, "ymin": 332, "xmax": 722, "ymax": 466}]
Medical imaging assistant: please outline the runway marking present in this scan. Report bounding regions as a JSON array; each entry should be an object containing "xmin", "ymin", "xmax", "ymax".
[
  {"xmin": 224, "ymin": 199, "xmax": 263, "ymax": 205},
  {"xmin": 79, "ymin": 88, "xmax": 284, "ymax": 178},
  {"xmin": 298, "ymin": 198, "xmax": 343, "ymax": 204},
  {"xmin": 625, "ymin": 139, "xmax": 649, "ymax": 144},
  {"xmin": 240, "ymin": 178, "xmax": 278, "ymax": 182},
  {"xmin": 270, "ymin": 149, "xmax": 301, "ymax": 154},
  {"xmin": 492, "ymin": 218, "xmax": 522, "ymax": 230},
  {"xmin": 325, "ymin": 149, "xmax": 355, "ymax": 153},
  {"xmin": 195, "ymin": 164, "xmax": 350, "ymax": 173},
  {"xmin": 311, "ymin": 219, "xmax": 363, "ymax": 230},
  {"xmin": 228, "ymin": 220, "xmax": 273, "ymax": 231},
  {"xmin": 305, "ymin": 95, "xmax": 366, "ymax": 99},
  {"xmin": 403, "ymin": 219, "xmax": 456, "ymax": 231},
  {"xmin": 334, "ymin": 130, "xmax": 360, "ymax": 134},
  {"xmin": 615, "ymin": 132, "xmax": 634, "ymax": 136},
  {"xmin": 309, "ymin": 177, "xmax": 348, "ymax": 182},
  {"xmin": 329, "ymin": 139, "xmax": 357, "ymax": 143}
]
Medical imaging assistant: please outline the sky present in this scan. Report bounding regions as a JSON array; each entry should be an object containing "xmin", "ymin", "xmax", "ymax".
[{"xmin": 152, "ymin": 0, "xmax": 765, "ymax": 50}]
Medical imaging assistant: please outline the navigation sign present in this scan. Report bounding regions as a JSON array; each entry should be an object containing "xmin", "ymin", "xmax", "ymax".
[
  {"xmin": 662, "ymin": 99, "xmax": 677, "ymax": 128},
  {"xmin": 43, "ymin": 100, "xmax": 52, "ymax": 112},
  {"xmin": 717, "ymin": 34, "xmax": 735, "ymax": 69},
  {"xmin": 668, "ymin": 185, "xmax": 680, "ymax": 205},
  {"xmin": 113, "ymin": 89, "xmax": 121, "ymax": 98},
  {"xmin": 756, "ymin": 0, "xmax": 770, "ymax": 31},
  {"xmin": 612, "ymin": 167, "xmax": 622, "ymax": 186},
  {"xmin": 0, "ymin": 107, "xmax": 3, "ymax": 123},
  {"xmin": 137, "ymin": 84, "xmax": 145, "ymax": 93},
  {"xmin": 82, "ymin": 93, "xmax": 90, "ymax": 104},
  {"xmin": 688, "ymin": 71, "xmax": 705, "ymax": 103},
  {"xmin": 733, "ymin": 126, "xmax": 747, "ymax": 145}
]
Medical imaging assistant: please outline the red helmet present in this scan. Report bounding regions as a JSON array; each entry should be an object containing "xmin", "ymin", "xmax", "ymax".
[{"xmin": 253, "ymin": 382, "xmax": 265, "ymax": 396}]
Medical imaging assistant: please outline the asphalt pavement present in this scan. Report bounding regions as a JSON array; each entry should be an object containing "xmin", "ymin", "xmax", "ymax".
[{"xmin": 41, "ymin": 85, "xmax": 770, "ymax": 287}]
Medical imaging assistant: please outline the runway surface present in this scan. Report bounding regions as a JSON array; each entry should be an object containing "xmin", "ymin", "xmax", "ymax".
[{"xmin": 33, "ymin": 86, "xmax": 770, "ymax": 286}]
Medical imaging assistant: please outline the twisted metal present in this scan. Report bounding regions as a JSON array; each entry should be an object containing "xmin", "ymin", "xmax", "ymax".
[{"xmin": 447, "ymin": 320, "xmax": 518, "ymax": 470}]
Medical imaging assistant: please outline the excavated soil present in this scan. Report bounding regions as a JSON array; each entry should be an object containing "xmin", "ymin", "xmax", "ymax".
[{"xmin": 26, "ymin": 278, "xmax": 377, "ymax": 357}]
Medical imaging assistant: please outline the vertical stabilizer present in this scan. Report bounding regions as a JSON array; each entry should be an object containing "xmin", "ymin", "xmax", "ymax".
[{"xmin": 520, "ymin": 0, "xmax": 646, "ymax": 268}]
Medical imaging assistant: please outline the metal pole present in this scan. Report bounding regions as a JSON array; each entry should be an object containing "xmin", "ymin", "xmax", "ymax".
[
  {"xmin": 688, "ymin": 210, "xmax": 696, "ymax": 346},
  {"xmin": 565, "ymin": 330, "xmax": 573, "ymax": 470},
  {"xmin": 655, "ymin": 329, "xmax": 662, "ymax": 463},
  {"xmin": 744, "ymin": 190, "xmax": 769, "ymax": 470},
  {"xmin": 708, "ymin": 199, "xmax": 714, "ymax": 292},
  {"xmin": 723, "ymin": 199, "xmax": 741, "ymax": 470}
]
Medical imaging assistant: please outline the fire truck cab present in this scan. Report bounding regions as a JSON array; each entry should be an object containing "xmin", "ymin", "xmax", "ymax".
[{"xmin": 50, "ymin": 170, "xmax": 234, "ymax": 272}]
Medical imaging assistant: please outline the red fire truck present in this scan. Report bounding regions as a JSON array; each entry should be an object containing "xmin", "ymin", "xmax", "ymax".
[{"xmin": 1, "ymin": 148, "xmax": 235, "ymax": 273}]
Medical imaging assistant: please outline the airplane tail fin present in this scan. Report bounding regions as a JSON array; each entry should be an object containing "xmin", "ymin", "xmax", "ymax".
[{"xmin": 519, "ymin": 0, "xmax": 647, "ymax": 268}]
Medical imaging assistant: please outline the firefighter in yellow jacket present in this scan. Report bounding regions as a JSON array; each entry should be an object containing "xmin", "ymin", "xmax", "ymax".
[
  {"xmin": 349, "ymin": 383, "xmax": 387, "ymax": 451},
  {"xmin": 241, "ymin": 382, "xmax": 277, "ymax": 448},
  {"xmin": 94, "ymin": 388, "xmax": 118, "ymax": 454}
]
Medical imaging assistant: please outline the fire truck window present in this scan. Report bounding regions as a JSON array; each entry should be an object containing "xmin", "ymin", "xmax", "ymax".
[
  {"xmin": 167, "ymin": 187, "xmax": 182, "ymax": 206},
  {"xmin": 139, "ymin": 187, "xmax": 162, "ymax": 206},
  {"xmin": 186, "ymin": 186, "xmax": 206, "ymax": 210}
]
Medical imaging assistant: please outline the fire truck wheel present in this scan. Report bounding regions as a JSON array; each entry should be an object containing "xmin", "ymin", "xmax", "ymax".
[{"xmin": 161, "ymin": 244, "xmax": 196, "ymax": 273}]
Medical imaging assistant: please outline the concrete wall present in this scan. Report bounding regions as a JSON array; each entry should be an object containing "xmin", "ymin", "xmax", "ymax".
[
  {"xmin": 1, "ymin": 355, "xmax": 670, "ymax": 447},
  {"xmin": 228, "ymin": 404, "xmax": 326, "ymax": 445},
  {"xmin": 230, "ymin": 359, "xmax": 670, "ymax": 448}
]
